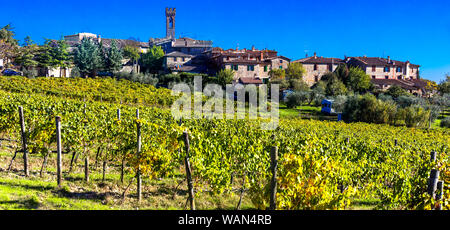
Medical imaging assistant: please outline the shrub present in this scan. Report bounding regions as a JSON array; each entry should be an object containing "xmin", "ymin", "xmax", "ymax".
[
  {"xmin": 286, "ymin": 91, "xmax": 309, "ymax": 108},
  {"xmin": 114, "ymin": 71, "xmax": 158, "ymax": 86},
  {"xmin": 22, "ymin": 68, "xmax": 38, "ymax": 78},
  {"xmin": 440, "ymin": 117, "xmax": 450, "ymax": 128},
  {"xmin": 290, "ymin": 79, "xmax": 309, "ymax": 91},
  {"xmin": 396, "ymin": 95, "xmax": 427, "ymax": 108},
  {"xmin": 343, "ymin": 94, "xmax": 397, "ymax": 124},
  {"xmin": 403, "ymin": 106, "xmax": 430, "ymax": 128},
  {"xmin": 70, "ymin": 67, "xmax": 81, "ymax": 78}
]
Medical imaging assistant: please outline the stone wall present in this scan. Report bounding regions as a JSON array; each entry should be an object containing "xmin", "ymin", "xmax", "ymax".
[
  {"xmin": 364, "ymin": 65, "xmax": 420, "ymax": 80},
  {"xmin": 165, "ymin": 56, "xmax": 192, "ymax": 68},
  {"xmin": 302, "ymin": 63, "xmax": 338, "ymax": 86}
]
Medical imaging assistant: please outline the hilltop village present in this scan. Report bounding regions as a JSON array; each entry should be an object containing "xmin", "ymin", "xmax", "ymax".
[{"xmin": 0, "ymin": 8, "xmax": 439, "ymax": 97}]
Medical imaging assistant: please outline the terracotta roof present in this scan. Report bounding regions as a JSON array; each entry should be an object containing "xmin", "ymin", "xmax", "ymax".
[
  {"xmin": 239, "ymin": 78, "xmax": 263, "ymax": 84},
  {"xmin": 294, "ymin": 56, "xmax": 344, "ymax": 64},
  {"xmin": 371, "ymin": 79, "xmax": 423, "ymax": 91},
  {"xmin": 351, "ymin": 57, "xmax": 420, "ymax": 68}
]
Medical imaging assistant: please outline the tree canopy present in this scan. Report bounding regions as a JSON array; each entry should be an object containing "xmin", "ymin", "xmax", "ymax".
[
  {"xmin": 285, "ymin": 62, "xmax": 306, "ymax": 80},
  {"xmin": 141, "ymin": 45, "xmax": 164, "ymax": 73},
  {"xmin": 73, "ymin": 37, "xmax": 102, "ymax": 77},
  {"xmin": 216, "ymin": 69, "xmax": 234, "ymax": 87},
  {"xmin": 105, "ymin": 40, "xmax": 123, "ymax": 73}
]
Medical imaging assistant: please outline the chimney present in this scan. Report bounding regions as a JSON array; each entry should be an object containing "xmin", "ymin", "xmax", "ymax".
[
  {"xmin": 305, "ymin": 53, "xmax": 309, "ymax": 58},
  {"xmin": 252, "ymin": 45, "xmax": 255, "ymax": 51},
  {"xmin": 260, "ymin": 52, "xmax": 264, "ymax": 60},
  {"xmin": 98, "ymin": 35, "xmax": 101, "ymax": 43},
  {"xmin": 387, "ymin": 56, "xmax": 391, "ymax": 63},
  {"xmin": 314, "ymin": 52, "xmax": 317, "ymax": 59}
]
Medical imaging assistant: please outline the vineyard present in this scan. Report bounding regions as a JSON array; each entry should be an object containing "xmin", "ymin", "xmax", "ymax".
[{"xmin": 0, "ymin": 76, "xmax": 449, "ymax": 210}]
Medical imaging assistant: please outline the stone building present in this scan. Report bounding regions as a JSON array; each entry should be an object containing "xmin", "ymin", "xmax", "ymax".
[
  {"xmin": 345, "ymin": 56, "xmax": 420, "ymax": 80},
  {"xmin": 64, "ymin": 32, "xmax": 150, "ymax": 53},
  {"xmin": 209, "ymin": 46, "xmax": 290, "ymax": 84},
  {"xmin": 293, "ymin": 52, "xmax": 344, "ymax": 86},
  {"xmin": 151, "ymin": 8, "xmax": 213, "ymax": 74},
  {"xmin": 345, "ymin": 56, "xmax": 426, "ymax": 96}
]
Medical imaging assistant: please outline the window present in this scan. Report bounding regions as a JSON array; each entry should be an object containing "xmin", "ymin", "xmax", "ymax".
[
  {"xmin": 372, "ymin": 75, "xmax": 376, "ymax": 79},
  {"xmin": 384, "ymin": 66, "xmax": 390, "ymax": 72},
  {"xmin": 385, "ymin": 76, "xmax": 389, "ymax": 79},
  {"xmin": 264, "ymin": 66, "xmax": 268, "ymax": 72},
  {"xmin": 182, "ymin": 57, "xmax": 185, "ymax": 62},
  {"xmin": 314, "ymin": 64, "xmax": 318, "ymax": 71},
  {"xmin": 247, "ymin": 65, "xmax": 254, "ymax": 71},
  {"xmin": 397, "ymin": 76, "xmax": 403, "ymax": 80},
  {"xmin": 314, "ymin": 76, "xmax": 319, "ymax": 82},
  {"xmin": 280, "ymin": 60, "xmax": 283, "ymax": 64},
  {"xmin": 329, "ymin": 64, "xmax": 333, "ymax": 72},
  {"xmin": 396, "ymin": 67, "xmax": 402, "ymax": 73},
  {"xmin": 279, "ymin": 66, "xmax": 283, "ymax": 70},
  {"xmin": 372, "ymin": 65, "xmax": 376, "ymax": 72},
  {"xmin": 233, "ymin": 65, "xmax": 239, "ymax": 71}
]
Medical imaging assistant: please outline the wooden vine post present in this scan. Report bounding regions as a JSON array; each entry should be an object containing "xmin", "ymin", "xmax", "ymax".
[
  {"xmin": 183, "ymin": 131, "xmax": 195, "ymax": 210},
  {"xmin": 269, "ymin": 146, "xmax": 278, "ymax": 210},
  {"xmin": 136, "ymin": 109, "xmax": 142, "ymax": 202},
  {"xmin": 427, "ymin": 151, "xmax": 441, "ymax": 210},
  {"xmin": 84, "ymin": 103, "xmax": 89, "ymax": 182},
  {"xmin": 56, "ymin": 116, "xmax": 62, "ymax": 187},
  {"xmin": 436, "ymin": 181, "xmax": 444, "ymax": 210},
  {"xmin": 18, "ymin": 106, "xmax": 29, "ymax": 177}
]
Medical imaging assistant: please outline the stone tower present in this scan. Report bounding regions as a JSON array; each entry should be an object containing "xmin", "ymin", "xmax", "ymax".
[{"xmin": 166, "ymin": 8, "xmax": 176, "ymax": 39}]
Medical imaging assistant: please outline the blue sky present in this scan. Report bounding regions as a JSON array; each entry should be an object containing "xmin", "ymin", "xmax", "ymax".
[{"xmin": 2, "ymin": 0, "xmax": 450, "ymax": 82}]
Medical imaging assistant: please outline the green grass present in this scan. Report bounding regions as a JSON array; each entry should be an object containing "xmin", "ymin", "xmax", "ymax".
[
  {"xmin": 0, "ymin": 150, "xmax": 255, "ymax": 210},
  {"xmin": 279, "ymin": 104, "xmax": 322, "ymax": 118}
]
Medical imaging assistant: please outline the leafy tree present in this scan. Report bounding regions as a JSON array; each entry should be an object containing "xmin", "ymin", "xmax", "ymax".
[
  {"xmin": 286, "ymin": 91, "xmax": 309, "ymax": 108},
  {"xmin": 269, "ymin": 68, "xmax": 285, "ymax": 80},
  {"xmin": 73, "ymin": 37, "xmax": 102, "ymax": 78},
  {"xmin": 320, "ymin": 72, "xmax": 336, "ymax": 82},
  {"xmin": 141, "ymin": 45, "xmax": 164, "ymax": 73},
  {"xmin": 270, "ymin": 79, "xmax": 290, "ymax": 90},
  {"xmin": 97, "ymin": 40, "xmax": 107, "ymax": 72},
  {"xmin": 37, "ymin": 39, "xmax": 55, "ymax": 71},
  {"xmin": 15, "ymin": 36, "xmax": 39, "ymax": 70},
  {"xmin": 0, "ymin": 24, "xmax": 18, "ymax": 45},
  {"xmin": 385, "ymin": 85, "xmax": 410, "ymax": 99},
  {"xmin": 346, "ymin": 66, "xmax": 372, "ymax": 93},
  {"xmin": 53, "ymin": 38, "xmax": 71, "ymax": 70},
  {"xmin": 23, "ymin": 36, "xmax": 33, "ymax": 47},
  {"xmin": 309, "ymin": 81, "xmax": 327, "ymax": 105},
  {"xmin": 334, "ymin": 63, "xmax": 349, "ymax": 81},
  {"xmin": 285, "ymin": 62, "xmax": 306, "ymax": 80},
  {"xmin": 37, "ymin": 38, "xmax": 71, "ymax": 76},
  {"xmin": 437, "ymin": 75, "xmax": 450, "ymax": 95},
  {"xmin": 123, "ymin": 45, "xmax": 141, "ymax": 73},
  {"xmin": 325, "ymin": 75, "xmax": 348, "ymax": 96},
  {"xmin": 290, "ymin": 78, "xmax": 309, "ymax": 91},
  {"xmin": 106, "ymin": 40, "xmax": 123, "ymax": 73},
  {"xmin": 0, "ymin": 25, "xmax": 19, "ymax": 68},
  {"xmin": 216, "ymin": 69, "xmax": 234, "ymax": 87}
]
